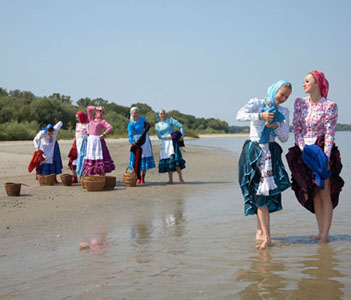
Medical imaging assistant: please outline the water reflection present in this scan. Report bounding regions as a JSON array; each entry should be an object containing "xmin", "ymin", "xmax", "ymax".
[
  {"xmin": 237, "ymin": 250, "xmax": 288, "ymax": 299},
  {"xmin": 295, "ymin": 244, "xmax": 345, "ymax": 299}
]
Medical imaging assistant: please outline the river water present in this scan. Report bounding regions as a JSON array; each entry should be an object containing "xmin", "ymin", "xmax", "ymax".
[{"xmin": 1, "ymin": 132, "xmax": 350, "ymax": 299}]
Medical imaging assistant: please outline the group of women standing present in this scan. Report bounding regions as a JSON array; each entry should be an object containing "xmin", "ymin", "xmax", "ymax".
[
  {"xmin": 32, "ymin": 69, "xmax": 344, "ymax": 249},
  {"xmin": 237, "ymin": 70, "xmax": 344, "ymax": 250},
  {"xmin": 32, "ymin": 106, "xmax": 186, "ymax": 185}
]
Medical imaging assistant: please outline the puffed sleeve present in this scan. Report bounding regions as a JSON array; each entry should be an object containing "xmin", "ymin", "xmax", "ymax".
[
  {"xmin": 54, "ymin": 121, "xmax": 63, "ymax": 131},
  {"xmin": 87, "ymin": 106, "xmax": 95, "ymax": 122},
  {"xmin": 293, "ymin": 98, "xmax": 305, "ymax": 150},
  {"xmin": 324, "ymin": 102, "xmax": 338, "ymax": 158},
  {"xmin": 236, "ymin": 98, "xmax": 261, "ymax": 122},
  {"xmin": 128, "ymin": 122, "xmax": 135, "ymax": 144},
  {"xmin": 33, "ymin": 130, "xmax": 44, "ymax": 150},
  {"xmin": 274, "ymin": 108, "xmax": 290, "ymax": 143},
  {"xmin": 170, "ymin": 118, "xmax": 185, "ymax": 137},
  {"xmin": 101, "ymin": 120, "xmax": 113, "ymax": 135}
]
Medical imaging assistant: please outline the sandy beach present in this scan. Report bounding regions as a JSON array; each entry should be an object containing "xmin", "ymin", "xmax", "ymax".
[{"xmin": 1, "ymin": 135, "xmax": 350, "ymax": 299}]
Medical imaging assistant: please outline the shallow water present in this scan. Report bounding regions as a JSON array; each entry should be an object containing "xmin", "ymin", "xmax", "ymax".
[{"xmin": 1, "ymin": 133, "xmax": 350, "ymax": 299}]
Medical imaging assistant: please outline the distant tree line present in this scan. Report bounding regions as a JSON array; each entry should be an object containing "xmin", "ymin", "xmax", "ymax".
[{"xmin": 0, "ymin": 88, "xmax": 235, "ymax": 141}]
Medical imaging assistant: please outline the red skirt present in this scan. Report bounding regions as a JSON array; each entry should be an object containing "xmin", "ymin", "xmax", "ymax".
[
  {"xmin": 68, "ymin": 139, "xmax": 77, "ymax": 170},
  {"xmin": 286, "ymin": 136, "xmax": 344, "ymax": 213}
]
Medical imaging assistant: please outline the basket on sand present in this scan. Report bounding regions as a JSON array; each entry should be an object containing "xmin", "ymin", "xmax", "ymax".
[
  {"xmin": 4, "ymin": 182, "xmax": 28, "ymax": 196},
  {"xmin": 104, "ymin": 176, "xmax": 116, "ymax": 190},
  {"xmin": 60, "ymin": 174, "xmax": 73, "ymax": 186},
  {"xmin": 123, "ymin": 168, "xmax": 137, "ymax": 187},
  {"xmin": 37, "ymin": 174, "xmax": 56, "ymax": 186},
  {"xmin": 83, "ymin": 175, "xmax": 105, "ymax": 191},
  {"xmin": 81, "ymin": 175, "xmax": 88, "ymax": 189}
]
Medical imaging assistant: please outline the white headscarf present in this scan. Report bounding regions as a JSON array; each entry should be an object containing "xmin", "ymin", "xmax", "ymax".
[{"xmin": 130, "ymin": 106, "xmax": 139, "ymax": 121}]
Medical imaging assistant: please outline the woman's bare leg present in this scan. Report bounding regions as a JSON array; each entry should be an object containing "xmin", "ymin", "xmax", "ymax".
[
  {"xmin": 256, "ymin": 206, "xmax": 271, "ymax": 250},
  {"xmin": 319, "ymin": 178, "xmax": 333, "ymax": 243},
  {"xmin": 175, "ymin": 167, "xmax": 184, "ymax": 184},
  {"xmin": 313, "ymin": 193, "xmax": 323, "ymax": 239},
  {"xmin": 167, "ymin": 172, "xmax": 173, "ymax": 184}
]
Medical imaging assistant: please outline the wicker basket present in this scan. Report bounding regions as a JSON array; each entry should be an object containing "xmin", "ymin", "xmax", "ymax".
[
  {"xmin": 123, "ymin": 168, "xmax": 137, "ymax": 187},
  {"xmin": 60, "ymin": 174, "xmax": 73, "ymax": 186},
  {"xmin": 38, "ymin": 174, "xmax": 56, "ymax": 186},
  {"xmin": 4, "ymin": 182, "xmax": 22, "ymax": 196},
  {"xmin": 104, "ymin": 176, "xmax": 116, "ymax": 190},
  {"xmin": 84, "ymin": 175, "xmax": 106, "ymax": 191},
  {"xmin": 81, "ymin": 175, "xmax": 88, "ymax": 189}
]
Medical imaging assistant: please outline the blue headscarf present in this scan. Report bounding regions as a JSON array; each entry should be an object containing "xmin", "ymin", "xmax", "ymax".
[
  {"xmin": 259, "ymin": 80, "xmax": 291, "ymax": 144},
  {"xmin": 41, "ymin": 124, "xmax": 54, "ymax": 132}
]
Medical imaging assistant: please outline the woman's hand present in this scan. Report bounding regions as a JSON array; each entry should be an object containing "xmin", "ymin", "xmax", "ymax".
[
  {"xmin": 168, "ymin": 135, "xmax": 172, "ymax": 139},
  {"xmin": 100, "ymin": 134, "xmax": 105, "ymax": 139},
  {"xmin": 265, "ymin": 122, "xmax": 278, "ymax": 128},
  {"xmin": 261, "ymin": 111, "xmax": 275, "ymax": 122}
]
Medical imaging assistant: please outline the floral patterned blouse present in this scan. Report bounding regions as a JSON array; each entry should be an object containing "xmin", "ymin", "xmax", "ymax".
[{"xmin": 293, "ymin": 97, "xmax": 338, "ymax": 158}]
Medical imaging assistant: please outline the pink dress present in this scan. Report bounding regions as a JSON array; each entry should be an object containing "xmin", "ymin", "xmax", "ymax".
[
  {"xmin": 286, "ymin": 97, "xmax": 344, "ymax": 213},
  {"xmin": 82, "ymin": 106, "xmax": 115, "ymax": 175}
]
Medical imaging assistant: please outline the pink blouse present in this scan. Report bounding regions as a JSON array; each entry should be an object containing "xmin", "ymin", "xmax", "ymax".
[
  {"xmin": 87, "ymin": 106, "xmax": 113, "ymax": 136},
  {"xmin": 293, "ymin": 97, "xmax": 338, "ymax": 158}
]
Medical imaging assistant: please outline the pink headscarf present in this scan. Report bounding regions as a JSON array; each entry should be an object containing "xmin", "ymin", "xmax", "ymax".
[
  {"xmin": 76, "ymin": 112, "xmax": 88, "ymax": 124},
  {"xmin": 311, "ymin": 70, "xmax": 329, "ymax": 98}
]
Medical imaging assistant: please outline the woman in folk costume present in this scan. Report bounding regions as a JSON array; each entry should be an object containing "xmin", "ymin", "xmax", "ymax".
[
  {"xmin": 128, "ymin": 107, "xmax": 155, "ymax": 184},
  {"xmin": 82, "ymin": 106, "xmax": 115, "ymax": 176},
  {"xmin": 286, "ymin": 71, "xmax": 344, "ymax": 243},
  {"xmin": 236, "ymin": 80, "xmax": 292, "ymax": 250},
  {"xmin": 68, "ymin": 112, "xmax": 89, "ymax": 183},
  {"xmin": 33, "ymin": 121, "xmax": 63, "ymax": 183},
  {"xmin": 155, "ymin": 109, "xmax": 186, "ymax": 184}
]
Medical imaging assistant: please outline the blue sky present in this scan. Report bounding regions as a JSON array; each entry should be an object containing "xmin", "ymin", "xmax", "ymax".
[{"xmin": 1, "ymin": 0, "xmax": 350, "ymax": 125}]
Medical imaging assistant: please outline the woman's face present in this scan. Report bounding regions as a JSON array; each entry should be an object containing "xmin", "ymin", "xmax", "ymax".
[
  {"xmin": 303, "ymin": 73, "xmax": 319, "ymax": 94},
  {"xmin": 76, "ymin": 114, "xmax": 80, "ymax": 122},
  {"xmin": 132, "ymin": 109, "xmax": 139, "ymax": 120},
  {"xmin": 274, "ymin": 86, "xmax": 291, "ymax": 105},
  {"xmin": 159, "ymin": 110, "xmax": 166, "ymax": 121},
  {"xmin": 96, "ymin": 107, "xmax": 104, "ymax": 119}
]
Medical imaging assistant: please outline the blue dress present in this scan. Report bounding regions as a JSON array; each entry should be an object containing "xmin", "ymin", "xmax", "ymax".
[
  {"xmin": 155, "ymin": 118, "xmax": 186, "ymax": 173},
  {"xmin": 128, "ymin": 116, "xmax": 156, "ymax": 171}
]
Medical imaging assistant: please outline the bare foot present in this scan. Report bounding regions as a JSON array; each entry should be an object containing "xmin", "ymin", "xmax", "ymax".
[
  {"xmin": 256, "ymin": 239, "xmax": 271, "ymax": 250},
  {"xmin": 179, "ymin": 179, "xmax": 185, "ymax": 184},
  {"xmin": 319, "ymin": 235, "xmax": 329, "ymax": 244},
  {"xmin": 167, "ymin": 180, "xmax": 173, "ymax": 184},
  {"xmin": 256, "ymin": 233, "xmax": 264, "ymax": 241},
  {"xmin": 311, "ymin": 235, "xmax": 321, "ymax": 240}
]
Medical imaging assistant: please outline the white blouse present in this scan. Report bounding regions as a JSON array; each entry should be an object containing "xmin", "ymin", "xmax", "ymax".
[
  {"xmin": 33, "ymin": 121, "xmax": 63, "ymax": 164},
  {"xmin": 236, "ymin": 98, "xmax": 290, "ymax": 143}
]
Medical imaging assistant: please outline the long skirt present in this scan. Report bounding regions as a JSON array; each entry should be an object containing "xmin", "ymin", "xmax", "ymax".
[
  {"xmin": 37, "ymin": 141, "xmax": 63, "ymax": 175},
  {"xmin": 159, "ymin": 140, "xmax": 186, "ymax": 173},
  {"xmin": 238, "ymin": 140, "xmax": 291, "ymax": 216},
  {"xmin": 286, "ymin": 136, "xmax": 344, "ymax": 213},
  {"xmin": 128, "ymin": 134, "xmax": 155, "ymax": 171},
  {"xmin": 82, "ymin": 135, "xmax": 115, "ymax": 176},
  {"xmin": 68, "ymin": 139, "xmax": 77, "ymax": 170}
]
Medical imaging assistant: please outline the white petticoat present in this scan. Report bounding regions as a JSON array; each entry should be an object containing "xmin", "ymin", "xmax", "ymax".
[{"xmin": 256, "ymin": 144, "xmax": 277, "ymax": 196}]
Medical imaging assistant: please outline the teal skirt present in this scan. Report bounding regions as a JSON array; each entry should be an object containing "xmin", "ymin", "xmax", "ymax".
[
  {"xmin": 159, "ymin": 140, "xmax": 186, "ymax": 173},
  {"xmin": 238, "ymin": 140, "xmax": 290, "ymax": 216}
]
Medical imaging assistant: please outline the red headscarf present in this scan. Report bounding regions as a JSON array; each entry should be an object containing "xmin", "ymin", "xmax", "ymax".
[
  {"xmin": 76, "ymin": 112, "xmax": 88, "ymax": 123},
  {"xmin": 311, "ymin": 70, "xmax": 329, "ymax": 98}
]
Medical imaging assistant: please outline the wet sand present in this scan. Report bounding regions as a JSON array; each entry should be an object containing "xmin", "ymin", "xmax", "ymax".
[{"xmin": 1, "ymin": 138, "xmax": 351, "ymax": 299}]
